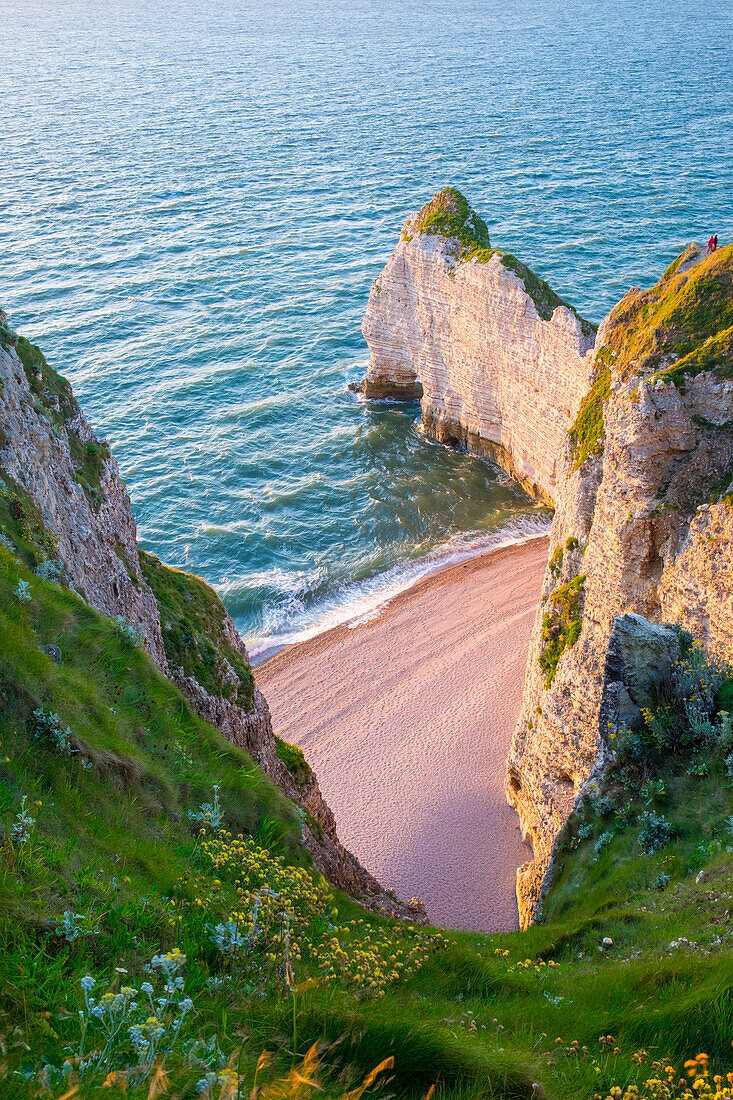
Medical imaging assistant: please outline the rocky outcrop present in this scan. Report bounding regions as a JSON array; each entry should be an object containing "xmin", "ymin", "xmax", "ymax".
[
  {"xmin": 506, "ymin": 242, "xmax": 733, "ymax": 927},
  {"xmin": 0, "ymin": 317, "xmax": 167, "ymax": 667},
  {"xmin": 0, "ymin": 314, "xmax": 421, "ymax": 921},
  {"xmin": 360, "ymin": 189, "xmax": 597, "ymax": 503}
]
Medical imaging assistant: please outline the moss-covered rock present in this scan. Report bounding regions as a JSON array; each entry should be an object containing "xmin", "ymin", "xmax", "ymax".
[
  {"xmin": 140, "ymin": 551, "xmax": 255, "ymax": 711},
  {"xmin": 538, "ymin": 574, "xmax": 586, "ymax": 688},
  {"xmin": 608, "ymin": 242, "xmax": 733, "ymax": 382},
  {"xmin": 415, "ymin": 187, "xmax": 491, "ymax": 261}
]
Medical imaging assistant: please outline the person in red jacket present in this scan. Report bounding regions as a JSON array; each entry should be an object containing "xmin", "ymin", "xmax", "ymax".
[{"xmin": 708, "ymin": 235, "xmax": 715, "ymax": 253}]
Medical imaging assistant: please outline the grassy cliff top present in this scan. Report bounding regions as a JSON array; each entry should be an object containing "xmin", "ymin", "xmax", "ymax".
[
  {"xmin": 606, "ymin": 242, "xmax": 733, "ymax": 385},
  {"xmin": 414, "ymin": 187, "xmax": 492, "ymax": 259},
  {"xmin": 412, "ymin": 189, "xmax": 596, "ymax": 334}
]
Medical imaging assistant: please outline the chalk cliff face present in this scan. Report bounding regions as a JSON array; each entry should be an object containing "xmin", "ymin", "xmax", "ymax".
[
  {"xmin": 361, "ymin": 189, "xmax": 597, "ymax": 502},
  {"xmin": 0, "ymin": 313, "xmax": 420, "ymax": 920},
  {"xmin": 506, "ymin": 242, "xmax": 733, "ymax": 926}
]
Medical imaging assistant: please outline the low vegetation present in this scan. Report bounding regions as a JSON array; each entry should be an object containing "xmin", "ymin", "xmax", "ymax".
[
  {"xmin": 140, "ymin": 551, "xmax": 256, "ymax": 711},
  {"xmin": 499, "ymin": 253, "xmax": 597, "ymax": 336},
  {"xmin": 608, "ymin": 242, "xmax": 733, "ymax": 383},
  {"xmin": 653, "ymin": 325, "xmax": 733, "ymax": 390},
  {"xmin": 415, "ymin": 187, "xmax": 492, "ymax": 262},
  {"xmin": 412, "ymin": 189, "xmax": 596, "ymax": 334},
  {"xmin": 276, "ymin": 735, "xmax": 312, "ymax": 781},
  {"xmin": 538, "ymin": 574, "xmax": 586, "ymax": 688},
  {"xmin": 568, "ymin": 349, "xmax": 614, "ymax": 470}
]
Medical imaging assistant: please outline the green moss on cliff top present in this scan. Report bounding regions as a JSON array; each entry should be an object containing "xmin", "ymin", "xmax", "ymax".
[
  {"xmin": 413, "ymin": 190, "xmax": 596, "ymax": 334},
  {"xmin": 415, "ymin": 187, "xmax": 491, "ymax": 260},
  {"xmin": 140, "ymin": 551, "xmax": 255, "ymax": 711},
  {"xmin": 500, "ymin": 252, "xmax": 597, "ymax": 334},
  {"xmin": 608, "ymin": 242, "xmax": 733, "ymax": 382}
]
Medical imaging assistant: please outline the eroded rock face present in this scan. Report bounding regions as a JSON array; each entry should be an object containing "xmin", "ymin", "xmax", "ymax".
[
  {"xmin": 361, "ymin": 192, "xmax": 597, "ymax": 503},
  {"xmin": 506, "ymin": 243, "xmax": 733, "ymax": 927},
  {"xmin": 0, "ymin": 330, "xmax": 167, "ymax": 667},
  {"xmin": 0, "ymin": 317, "xmax": 420, "ymax": 920}
]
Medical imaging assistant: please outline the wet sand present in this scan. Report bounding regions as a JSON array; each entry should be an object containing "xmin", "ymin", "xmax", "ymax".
[{"xmin": 255, "ymin": 536, "xmax": 548, "ymax": 931}]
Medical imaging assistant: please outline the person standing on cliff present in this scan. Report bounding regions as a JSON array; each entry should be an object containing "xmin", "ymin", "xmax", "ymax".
[{"xmin": 708, "ymin": 235, "xmax": 715, "ymax": 254}]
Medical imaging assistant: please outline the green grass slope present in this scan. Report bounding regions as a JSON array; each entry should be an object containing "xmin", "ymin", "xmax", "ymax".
[{"xmin": 3, "ymin": 507, "xmax": 733, "ymax": 1099}]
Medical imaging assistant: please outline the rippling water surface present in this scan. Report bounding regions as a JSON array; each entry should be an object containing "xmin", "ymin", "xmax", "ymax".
[{"xmin": 2, "ymin": 0, "xmax": 732, "ymax": 652}]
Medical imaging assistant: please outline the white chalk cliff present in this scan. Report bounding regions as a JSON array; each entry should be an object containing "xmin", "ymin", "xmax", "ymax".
[
  {"xmin": 360, "ymin": 188, "xmax": 597, "ymax": 503},
  {"xmin": 362, "ymin": 198, "xmax": 733, "ymax": 928}
]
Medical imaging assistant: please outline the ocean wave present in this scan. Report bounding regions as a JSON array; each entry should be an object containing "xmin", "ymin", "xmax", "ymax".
[{"xmin": 248, "ymin": 513, "xmax": 551, "ymax": 663}]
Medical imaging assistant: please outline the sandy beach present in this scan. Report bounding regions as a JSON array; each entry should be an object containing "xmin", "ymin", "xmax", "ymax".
[{"xmin": 255, "ymin": 535, "xmax": 548, "ymax": 931}]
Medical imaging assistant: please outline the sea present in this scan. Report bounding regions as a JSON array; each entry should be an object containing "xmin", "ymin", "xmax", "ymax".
[{"xmin": 2, "ymin": 0, "xmax": 732, "ymax": 658}]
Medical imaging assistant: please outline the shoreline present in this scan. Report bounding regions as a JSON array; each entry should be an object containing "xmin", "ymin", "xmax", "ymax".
[
  {"xmin": 249, "ymin": 525, "xmax": 551, "ymax": 667},
  {"xmin": 255, "ymin": 535, "xmax": 549, "ymax": 931}
]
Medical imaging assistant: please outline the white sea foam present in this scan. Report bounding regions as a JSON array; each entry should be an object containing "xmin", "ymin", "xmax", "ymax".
[{"xmin": 248, "ymin": 514, "xmax": 550, "ymax": 664}]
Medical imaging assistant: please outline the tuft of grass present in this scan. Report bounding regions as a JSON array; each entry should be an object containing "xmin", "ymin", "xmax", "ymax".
[
  {"xmin": 538, "ymin": 574, "xmax": 586, "ymax": 688},
  {"xmin": 276, "ymin": 735, "xmax": 312, "ymax": 781},
  {"xmin": 140, "ymin": 550, "xmax": 256, "ymax": 710}
]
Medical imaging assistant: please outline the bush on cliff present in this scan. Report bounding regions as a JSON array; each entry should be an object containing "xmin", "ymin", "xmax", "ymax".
[
  {"xmin": 538, "ymin": 573, "xmax": 586, "ymax": 687},
  {"xmin": 415, "ymin": 187, "xmax": 491, "ymax": 261}
]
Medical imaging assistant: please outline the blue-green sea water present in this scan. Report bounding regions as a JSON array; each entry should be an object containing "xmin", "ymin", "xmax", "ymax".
[{"xmin": 2, "ymin": 0, "xmax": 732, "ymax": 655}]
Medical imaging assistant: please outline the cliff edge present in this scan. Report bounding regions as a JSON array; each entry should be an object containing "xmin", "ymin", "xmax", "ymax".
[
  {"xmin": 0, "ymin": 312, "xmax": 422, "ymax": 921},
  {"xmin": 360, "ymin": 188, "xmax": 597, "ymax": 503},
  {"xmin": 506, "ymin": 241, "xmax": 733, "ymax": 926}
]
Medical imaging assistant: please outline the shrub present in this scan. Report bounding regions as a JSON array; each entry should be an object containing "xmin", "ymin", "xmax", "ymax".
[
  {"xmin": 538, "ymin": 575, "xmax": 586, "ymax": 688},
  {"xmin": 276, "ymin": 736, "xmax": 312, "ymax": 781},
  {"xmin": 638, "ymin": 811, "xmax": 675, "ymax": 854}
]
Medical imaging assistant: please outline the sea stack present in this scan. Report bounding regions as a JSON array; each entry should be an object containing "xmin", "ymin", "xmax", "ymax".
[{"xmin": 360, "ymin": 188, "xmax": 597, "ymax": 503}]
